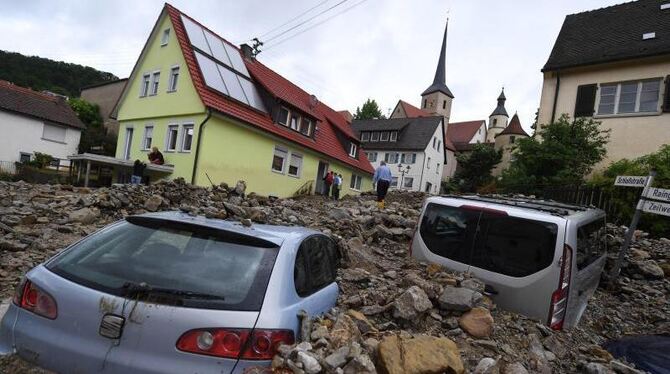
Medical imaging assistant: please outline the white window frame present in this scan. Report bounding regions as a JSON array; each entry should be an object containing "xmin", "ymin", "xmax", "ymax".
[
  {"xmin": 349, "ymin": 143, "xmax": 357, "ymax": 157},
  {"xmin": 380, "ymin": 131, "xmax": 389, "ymax": 141},
  {"xmin": 299, "ymin": 117, "xmax": 312, "ymax": 136},
  {"xmin": 140, "ymin": 74, "xmax": 151, "ymax": 97},
  {"xmin": 181, "ymin": 124, "xmax": 194, "ymax": 152},
  {"xmin": 366, "ymin": 152, "xmax": 377, "ymax": 162},
  {"xmin": 436, "ymin": 163, "xmax": 440, "ymax": 173},
  {"xmin": 123, "ymin": 126, "xmax": 134, "ymax": 160},
  {"xmin": 289, "ymin": 112, "xmax": 300, "ymax": 131},
  {"xmin": 403, "ymin": 177, "xmax": 414, "ymax": 189},
  {"xmin": 150, "ymin": 71, "xmax": 160, "ymax": 96},
  {"xmin": 287, "ymin": 152, "xmax": 303, "ymax": 177},
  {"xmin": 165, "ymin": 124, "xmax": 179, "ymax": 152},
  {"xmin": 390, "ymin": 131, "xmax": 398, "ymax": 142},
  {"xmin": 596, "ymin": 78, "xmax": 662, "ymax": 116},
  {"xmin": 361, "ymin": 132, "xmax": 370, "ymax": 142},
  {"xmin": 370, "ymin": 132, "xmax": 380, "ymax": 142},
  {"xmin": 390, "ymin": 177, "xmax": 398, "ymax": 188},
  {"xmin": 272, "ymin": 146, "xmax": 288, "ymax": 174},
  {"xmin": 161, "ymin": 28, "xmax": 170, "ymax": 46},
  {"xmin": 142, "ymin": 125, "xmax": 153, "ymax": 150},
  {"xmin": 349, "ymin": 174, "xmax": 362, "ymax": 191},
  {"xmin": 167, "ymin": 65, "xmax": 180, "ymax": 92},
  {"xmin": 42, "ymin": 123, "xmax": 67, "ymax": 143},
  {"xmin": 427, "ymin": 157, "xmax": 431, "ymax": 169},
  {"xmin": 278, "ymin": 107, "xmax": 290, "ymax": 126}
]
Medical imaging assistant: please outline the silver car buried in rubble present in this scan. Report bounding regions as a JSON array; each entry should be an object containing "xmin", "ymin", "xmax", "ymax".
[{"xmin": 0, "ymin": 212, "xmax": 340, "ymax": 373}]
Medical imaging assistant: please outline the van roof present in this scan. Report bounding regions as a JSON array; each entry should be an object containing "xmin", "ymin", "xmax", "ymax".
[{"xmin": 440, "ymin": 194, "xmax": 602, "ymax": 218}]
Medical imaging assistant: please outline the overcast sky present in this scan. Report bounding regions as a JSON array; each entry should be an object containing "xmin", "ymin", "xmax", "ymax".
[{"xmin": 0, "ymin": 0, "xmax": 623, "ymax": 132}]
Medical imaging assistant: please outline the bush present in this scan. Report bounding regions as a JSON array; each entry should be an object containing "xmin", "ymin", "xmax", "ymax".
[{"xmin": 450, "ymin": 144, "xmax": 502, "ymax": 193}]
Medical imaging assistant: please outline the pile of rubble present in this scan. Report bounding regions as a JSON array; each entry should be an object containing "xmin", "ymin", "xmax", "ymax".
[{"xmin": 0, "ymin": 179, "xmax": 668, "ymax": 373}]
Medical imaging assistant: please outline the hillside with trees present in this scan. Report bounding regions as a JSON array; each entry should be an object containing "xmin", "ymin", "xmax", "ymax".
[{"xmin": 0, "ymin": 50, "xmax": 118, "ymax": 97}]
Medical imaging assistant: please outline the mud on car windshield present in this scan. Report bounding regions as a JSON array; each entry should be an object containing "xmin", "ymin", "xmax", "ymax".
[
  {"xmin": 47, "ymin": 217, "xmax": 279, "ymax": 311},
  {"xmin": 419, "ymin": 203, "xmax": 558, "ymax": 277}
]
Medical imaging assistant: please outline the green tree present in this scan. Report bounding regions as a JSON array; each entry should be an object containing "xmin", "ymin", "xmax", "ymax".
[
  {"xmin": 69, "ymin": 98, "xmax": 117, "ymax": 155},
  {"xmin": 451, "ymin": 143, "xmax": 502, "ymax": 192},
  {"xmin": 354, "ymin": 98, "xmax": 386, "ymax": 120},
  {"xmin": 500, "ymin": 114, "xmax": 610, "ymax": 193}
]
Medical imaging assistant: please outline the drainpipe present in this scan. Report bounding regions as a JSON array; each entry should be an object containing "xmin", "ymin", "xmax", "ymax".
[
  {"xmin": 550, "ymin": 71, "xmax": 561, "ymax": 124},
  {"xmin": 191, "ymin": 108, "xmax": 213, "ymax": 185}
]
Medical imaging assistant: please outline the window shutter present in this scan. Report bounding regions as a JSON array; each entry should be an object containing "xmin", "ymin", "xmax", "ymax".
[
  {"xmin": 574, "ymin": 84, "xmax": 597, "ymax": 118},
  {"xmin": 663, "ymin": 75, "xmax": 670, "ymax": 113}
]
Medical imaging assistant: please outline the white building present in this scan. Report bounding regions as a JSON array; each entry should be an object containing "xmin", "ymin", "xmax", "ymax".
[
  {"xmin": 351, "ymin": 116, "xmax": 447, "ymax": 194},
  {"xmin": 0, "ymin": 80, "xmax": 83, "ymax": 168}
]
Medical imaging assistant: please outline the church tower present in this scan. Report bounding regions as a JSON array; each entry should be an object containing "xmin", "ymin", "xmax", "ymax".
[
  {"xmin": 486, "ymin": 88, "xmax": 509, "ymax": 142},
  {"xmin": 421, "ymin": 19, "xmax": 454, "ymax": 124}
]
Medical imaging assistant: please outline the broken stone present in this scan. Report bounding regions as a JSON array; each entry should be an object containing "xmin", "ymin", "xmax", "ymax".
[
  {"xmin": 439, "ymin": 286, "xmax": 483, "ymax": 312},
  {"xmin": 459, "ymin": 307, "xmax": 494, "ymax": 338},
  {"xmin": 143, "ymin": 195, "xmax": 163, "ymax": 212},
  {"xmin": 377, "ymin": 335, "xmax": 464, "ymax": 374},
  {"xmin": 68, "ymin": 207, "xmax": 100, "ymax": 224},
  {"xmin": 392, "ymin": 286, "xmax": 433, "ymax": 320}
]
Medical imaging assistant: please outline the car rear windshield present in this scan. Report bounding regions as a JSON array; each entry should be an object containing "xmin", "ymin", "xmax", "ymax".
[
  {"xmin": 47, "ymin": 217, "xmax": 279, "ymax": 311},
  {"xmin": 576, "ymin": 217, "xmax": 607, "ymax": 270},
  {"xmin": 420, "ymin": 203, "xmax": 558, "ymax": 277}
]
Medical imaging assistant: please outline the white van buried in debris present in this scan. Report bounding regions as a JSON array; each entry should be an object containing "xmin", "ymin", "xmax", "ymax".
[{"xmin": 411, "ymin": 195, "xmax": 607, "ymax": 330}]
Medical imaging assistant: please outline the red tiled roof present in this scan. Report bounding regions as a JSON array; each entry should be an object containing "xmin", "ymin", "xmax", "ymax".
[
  {"xmin": 497, "ymin": 113, "xmax": 529, "ymax": 137},
  {"xmin": 166, "ymin": 4, "xmax": 373, "ymax": 175},
  {"xmin": 0, "ymin": 80, "xmax": 84, "ymax": 129},
  {"xmin": 398, "ymin": 100, "xmax": 431, "ymax": 118},
  {"xmin": 446, "ymin": 120, "xmax": 485, "ymax": 144},
  {"xmin": 443, "ymin": 136, "xmax": 456, "ymax": 152},
  {"xmin": 338, "ymin": 110, "xmax": 353, "ymax": 123}
]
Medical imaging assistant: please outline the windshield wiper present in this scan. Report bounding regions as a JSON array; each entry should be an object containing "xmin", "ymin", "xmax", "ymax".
[{"xmin": 121, "ymin": 281, "xmax": 224, "ymax": 301}]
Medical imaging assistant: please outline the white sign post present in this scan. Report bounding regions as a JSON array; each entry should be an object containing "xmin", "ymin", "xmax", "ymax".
[
  {"xmin": 645, "ymin": 187, "xmax": 670, "ymax": 203},
  {"xmin": 614, "ymin": 176, "xmax": 648, "ymax": 187},
  {"xmin": 642, "ymin": 200, "xmax": 670, "ymax": 218}
]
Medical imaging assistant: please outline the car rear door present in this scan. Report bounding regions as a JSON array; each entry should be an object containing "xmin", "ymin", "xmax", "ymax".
[{"xmin": 563, "ymin": 216, "xmax": 607, "ymax": 328}]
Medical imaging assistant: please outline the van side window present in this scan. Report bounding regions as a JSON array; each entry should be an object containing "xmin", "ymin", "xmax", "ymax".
[
  {"xmin": 472, "ymin": 214, "xmax": 558, "ymax": 277},
  {"xmin": 419, "ymin": 203, "xmax": 480, "ymax": 264},
  {"xmin": 294, "ymin": 236, "xmax": 338, "ymax": 297},
  {"xmin": 294, "ymin": 247, "xmax": 309, "ymax": 297},
  {"xmin": 576, "ymin": 218, "xmax": 606, "ymax": 270}
]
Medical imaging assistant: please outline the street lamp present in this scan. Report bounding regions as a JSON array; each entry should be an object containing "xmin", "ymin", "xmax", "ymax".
[{"xmin": 397, "ymin": 163, "xmax": 411, "ymax": 190}]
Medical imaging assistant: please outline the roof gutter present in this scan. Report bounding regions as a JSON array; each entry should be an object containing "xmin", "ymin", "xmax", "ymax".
[
  {"xmin": 191, "ymin": 108, "xmax": 213, "ymax": 185},
  {"xmin": 550, "ymin": 71, "xmax": 561, "ymax": 124}
]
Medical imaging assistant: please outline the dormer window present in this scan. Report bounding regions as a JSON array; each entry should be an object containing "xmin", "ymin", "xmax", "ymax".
[
  {"xmin": 370, "ymin": 132, "xmax": 380, "ymax": 142},
  {"xmin": 299, "ymin": 118, "xmax": 312, "ymax": 136},
  {"xmin": 361, "ymin": 132, "xmax": 370, "ymax": 141},
  {"xmin": 349, "ymin": 143, "xmax": 357, "ymax": 157},
  {"xmin": 390, "ymin": 131, "xmax": 398, "ymax": 142},
  {"xmin": 380, "ymin": 131, "xmax": 389, "ymax": 141},
  {"xmin": 289, "ymin": 113, "xmax": 300, "ymax": 131},
  {"xmin": 276, "ymin": 106, "xmax": 314, "ymax": 136},
  {"xmin": 278, "ymin": 107, "xmax": 290, "ymax": 126}
]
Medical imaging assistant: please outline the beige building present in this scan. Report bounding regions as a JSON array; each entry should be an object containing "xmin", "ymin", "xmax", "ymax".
[
  {"xmin": 492, "ymin": 113, "xmax": 529, "ymax": 176},
  {"xmin": 537, "ymin": 0, "xmax": 670, "ymax": 169},
  {"xmin": 80, "ymin": 79, "xmax": 128, "ymax": 136}
]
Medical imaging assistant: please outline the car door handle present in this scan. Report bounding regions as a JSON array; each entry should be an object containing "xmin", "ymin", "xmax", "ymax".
[{"xmin": 484, "ymin": 284, "xmax": 498, "ymax": 296}]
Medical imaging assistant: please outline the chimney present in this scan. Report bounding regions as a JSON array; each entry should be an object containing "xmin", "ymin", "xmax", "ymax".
[
  {"xmin": 240, "ymin": 43, "xmax": 254, "ymax": 60},
  {"xmin": 309, "ymin": 94, "xmax": 319, "ymax": 109}
]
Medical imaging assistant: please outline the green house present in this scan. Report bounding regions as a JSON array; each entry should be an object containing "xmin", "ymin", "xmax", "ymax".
[{"xmin": 112, "ymin": 3, "xmax": 373, "ymax": 197}]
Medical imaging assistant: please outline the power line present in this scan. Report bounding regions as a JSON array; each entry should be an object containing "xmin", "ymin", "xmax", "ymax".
[
  {"xmin": 258, "ymin": 0, "xmax": 332, "ymax": 39},
  {"xmin": 263, "ymin": 0, "xmax": 350, "ymax": 43},
  {"xmin": 263, "ymin": 0, "xmax": 370, "ymax": 52}
]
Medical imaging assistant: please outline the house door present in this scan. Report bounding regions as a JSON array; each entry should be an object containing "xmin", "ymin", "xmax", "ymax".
[
  {"xmin": 123, "ymin": 128, "xmax": 133, "ymax": 160},
  {"xmin": 315, "ymin": 161, "xmax": 329, "ymax": 195}
]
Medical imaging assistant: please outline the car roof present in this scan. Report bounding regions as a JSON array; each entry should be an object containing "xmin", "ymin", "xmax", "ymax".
[
  {"xmin": 436, "ymin": 194, "xmax": 604, "ymax": 218},
  {"xmin": 132, "ymin": 211, "xmax": 321, "ymax": 246}
]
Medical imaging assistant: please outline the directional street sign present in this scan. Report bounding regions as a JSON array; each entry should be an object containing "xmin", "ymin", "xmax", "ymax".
[
  {"xmin": 646, "ymin": 187, "xmax": 670, "ymax": 203},
  {"xmin": 642, "ymin": 200, "xmax": 670, "ymax": 217},
  {"xmin": 614, "ymin": 175, "xmax": 648, "ymax": 187}
]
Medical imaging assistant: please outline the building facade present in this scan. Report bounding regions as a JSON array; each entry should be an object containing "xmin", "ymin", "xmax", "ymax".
[
  {"xmin": 0, "ymin": 80, "xmax": 83, "ymax": 168},
  {"xmin": 492, "ymin": 114, "xmax": 529, "ymax": 176},
  {"xmin": 538, "ymin": 0, "xmax": 670, "ymax": 168},
  {"xmin": 81, "ymin": 79, "xmax": 128, "ymax": 137},
  {"xmin": 113, "ymin": 4, "xmax": 373, "ymax": 198}
]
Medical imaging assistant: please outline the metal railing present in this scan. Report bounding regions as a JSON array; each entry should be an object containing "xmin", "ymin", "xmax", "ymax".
[{"xmin": 541, "ymin": 185, "xmax": 640, "ymax": 225}]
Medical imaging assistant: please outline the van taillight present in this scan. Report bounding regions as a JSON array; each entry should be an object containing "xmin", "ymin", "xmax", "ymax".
[
  {"xmin": 13, "ymin": 279, "xmax": 58, "ymax": 320},
  {"xmin": 177, "ymin": 328, "xmax": 294, "ymax": 360},
  {"xmin": 547, "ymin": 244, "xmax": 572, "ymax": 330}
]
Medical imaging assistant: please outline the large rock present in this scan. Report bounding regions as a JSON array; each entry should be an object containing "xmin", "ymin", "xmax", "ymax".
[
  {"xmin": 329, "ymin": 207, "xmax": 351, "ymax": 221},
  {"xmin": 68, "ymin": 207, "xmax": 100, "ymax": 224},
  {"xmin": 330, "ymin": 313, "xmax": 361, "ymax": 349},
  {"xmin": 438, "ymin": 286, "xmax": 483, "ymax": 312},
  {"xmin": 378, "ymin": 335, "xmax": 464, "ymax": 374},
  {"xmin": 633, "ymin": 260, "xmax": 665, "ymax": 279},
  {"xmin": 223, "ymin": 202, "xmax": 247, "ymax": 218},
  {"xmin": 143, "ymin": 195, "xmax": 163, "ymax": 212},
  {"xmin": 459, "ymin": 307, "xmax": 494, "ymax": 338},
  {"xmin": 393, "ymin": 286, "xmax": 433, "ymax": 320}
]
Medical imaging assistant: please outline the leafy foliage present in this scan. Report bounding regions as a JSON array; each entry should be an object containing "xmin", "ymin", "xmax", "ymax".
[
  {"xmin": 450, "ymin": 144, "xmax": 502, "ymax": 192},
  {"xmin": 354, "ymin": 99, "xmax": 386, "ymax": 120},
  {"xmin": 0, "ymin": 50, "xmax": 118, "ymax": 97},
  {"xmin": 68, "ymin": 98, "xmax": 116, "ymax": 155},
  {"xmin": 500, "ymin": 115, "xmax": 610, "ymax": 193},
  {"xmin": 27, "ymin": 152, "xmax": 54, "ymax": 169}
]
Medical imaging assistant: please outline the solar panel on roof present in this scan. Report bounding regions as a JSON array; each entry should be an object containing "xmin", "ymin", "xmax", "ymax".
[
  {"xmin": 218, "ymin": 64, "xmax": 247, "ymax": 104},
  {"xmin": 239, "ymin": 78, "xmax": 265, "ymax": 111},
  {"xmin": 194, "ymin": 51, "xmax": 228, "ymax": 94},
  {"xmin": 203, "ymin": 29, "xmax": 232, "ymax": 67},
  {"xmin": 222, "ymin": 42, "xmax": 249, "ymax": 78},
  {"xmin": 181, "ymin": 16, "xmax": 210, "ymax": 55}
]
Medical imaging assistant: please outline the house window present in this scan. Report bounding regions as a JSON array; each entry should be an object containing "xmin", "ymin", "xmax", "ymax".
[
  {"xmin": 510, "ymin": 136, "xmax": 516, "ymax": 144},
  {"xmin": 299, "ymin": 118, "xmax": 312, "ymax": 136},
  {"xmin": 361, "ymin": 132, "xmax": 370, "ymax": 141},
  {"xmin": 401, "ymin": 153, "xmax": 416, "ymax": 164},
  {"xmin": 168, "ymin": 66, "xmax": 179, "ymax": 92},
  {"xmin": 289, "ymin": 112, "xmax": 300, "ymax": 131},
  {"xmin": 390, "ymin": 177, "xmax": 398, "ymax": 187},
  {"xmin": 288, "ymin": 153, "xmax": 303, "ymax": 177},
  {"xmin": 350, "ymin": 174, "xmax": 362, "ymax": 190},
  {"xmin": 437, "ymin": 140, "xmax": 441, "ymax": 149},
  {"xmin": 140, "ymin": 74, "xmax": 150, "ymax": 97},
  {"xmin": 272, "ymin": 146, "xmax": 287, "ymax": 173},
  {"xmin": 432, "ymin": 137, "xmax": 436, "ymax": 148},
  {"xmin": 366, "ymin": 152, "xmax": 377, "ymax": 162},
  {"xmin": 161, "ymin": 28, "xmax": 170, "ymax": 46},
  {"xmin": 278, "ymin": 107, "xmax": 290, "ymax": 126},
  {"xmin": 425, "ymin": 182, "xmax": 432, "ymax": 192},
  {"xmin": 390, "ymin": 131, "xmax": 398, "ymax": 142},
  {"xmin": 370, "ymin": 132, "xmax": 380, "ymax": 142},
  {"xmin": 42, "ymin": 123, "xmax": 66, "ymax": 143},
  {"xmin": 442, "ymin": 100, "xmax": 446, "ymax": 109},
  {"xmin": 436, "ymin": 163, "xmax": 440, "ymax": 173},
  {"xmin": 166, "ymin": 125, "xmax": 179, "ymax": 151},
  {"xmin": 403, "ymin": 177, "xmax": 414, "ymax": 189},
  {"xmin": 19, "ymin": 153, "xmax": 31, "ymax": 163},
  {"xmin": 423, "ymin": 99, "xmax": 427, "ymax": 108},
  {"xmin": 349, "ymin": 143, "xmax": 357, "ymax": 157},
  {"xmin": 427, "ymin": 157, "xmax": 431, "ymax": 169},
  {"xmin": 597, "ymin": 79, "xmax": 662, "ymax": 115},
  {"xmin": 150, "ymin": 72, "xmax": 160, "ymax": 96},
  {"xmin": 492, "ymin": 118, "xmax": 497, "ymax": 126},
  {"xmin": 181, "ymin": 125, "xmax": 194, "ymax": 151},
  {"xmin": 380, "ymin": 131, "xmax": 389, "ymax": 141},
  {"xmin": 142, "ymin": 125, "xmax": 153, "ymax": 150}
]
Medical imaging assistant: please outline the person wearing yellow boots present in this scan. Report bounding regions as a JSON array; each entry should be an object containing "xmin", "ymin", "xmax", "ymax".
[{"xmin": 373, "ymin": 161, "xmax": 392, "ymax": 209}]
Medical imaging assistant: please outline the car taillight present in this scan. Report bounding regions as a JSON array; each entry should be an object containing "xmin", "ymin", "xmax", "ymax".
[
  {"xmin": 13, "ymin": 279, "xmax": 58, "ymax": 320},
  {"xmin": 177, "ymin": 328, "xmax": 294, "ymax": 360},
  {"xmin": 547, "ymin": 244, "xmax": 572, "ymax": 330}
]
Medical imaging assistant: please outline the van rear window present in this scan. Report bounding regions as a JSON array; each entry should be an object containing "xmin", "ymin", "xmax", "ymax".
[
  {"xmin": 576, "ymin": 218, "xmax": 606, "ymax": 270},
  {"xmin": 420, "ymin": 203, "xmax": 558, "ymax": 277}
]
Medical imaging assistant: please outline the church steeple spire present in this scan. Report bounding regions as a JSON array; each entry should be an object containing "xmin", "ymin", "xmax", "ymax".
[
  {"xmin": 490, "ymin": 87, "xmax": 509, "ymax": 117},
  {"xmin": 421, "ymin": 18, "xmax": 454, "ymax": 98}
]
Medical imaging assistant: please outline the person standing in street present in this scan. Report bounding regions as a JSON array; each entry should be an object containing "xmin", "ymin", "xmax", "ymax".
[
  {"xmin": 131, "ymin": 160, "xmax": 146, "ymax": 185},
  {"xmin": 323, "ymin": 171, "xmax": 334, "ymax": 197},
  {"xmin": 332, "ymin": 173, "xmax": 342, "ymax": 200},
  {"xmin": 373, "ymin": 161, "xmax": 392, "ymax": 209}
]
